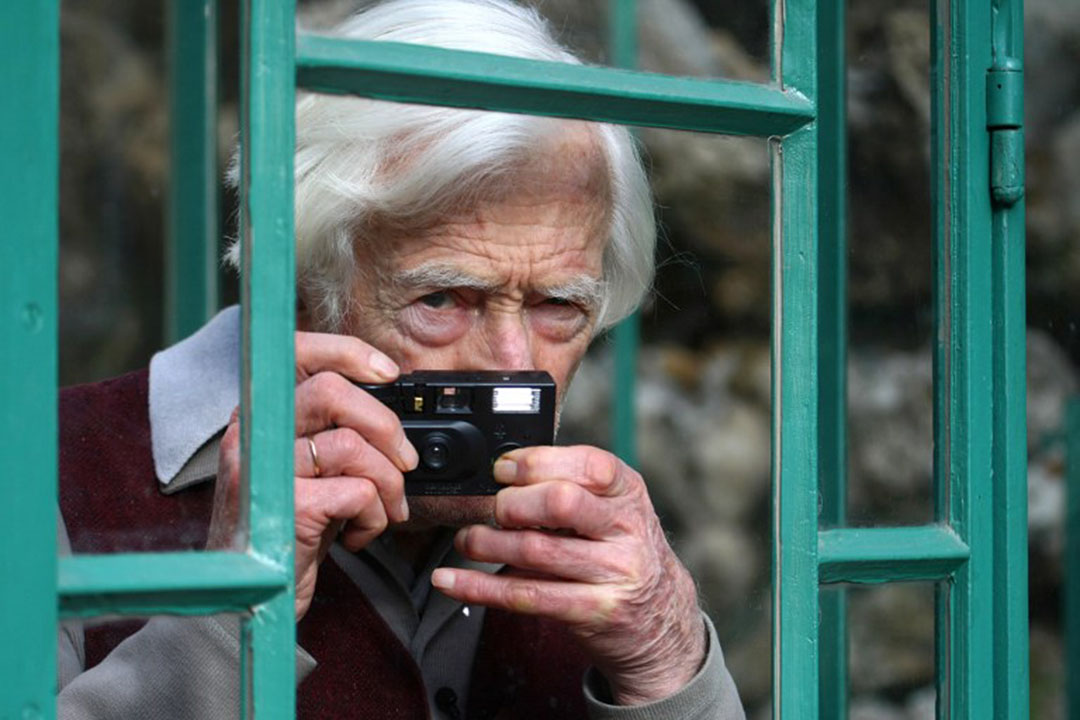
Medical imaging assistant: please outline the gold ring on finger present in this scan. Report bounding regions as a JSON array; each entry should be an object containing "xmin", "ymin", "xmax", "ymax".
[{"xmin": 307, "ymin": 436, "xmax": 322, "ymax": 478}]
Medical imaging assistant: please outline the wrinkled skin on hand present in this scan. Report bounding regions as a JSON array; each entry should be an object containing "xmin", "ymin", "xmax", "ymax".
[
  {"xmin": 206, "ymin": 331, "xmax": 419, "ymax": 621},
  {"xmin": 432, "ymin": 445, "xmax": 706, "ymax": 705}
]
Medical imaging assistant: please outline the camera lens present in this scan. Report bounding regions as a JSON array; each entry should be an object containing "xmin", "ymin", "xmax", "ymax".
[{"xmin": 421, "ymin": 434, "xmax": 451, "ymax": 471}]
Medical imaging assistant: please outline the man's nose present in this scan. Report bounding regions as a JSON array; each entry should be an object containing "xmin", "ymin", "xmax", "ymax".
[{"xmin": 482, "ymin": 312, "xmax": 535, "ymax": 371}]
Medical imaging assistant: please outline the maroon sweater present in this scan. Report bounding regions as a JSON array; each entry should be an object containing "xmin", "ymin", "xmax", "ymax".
[{"xmin": 59, "ymin": 369, "xmax": 590, "ymax": 720}]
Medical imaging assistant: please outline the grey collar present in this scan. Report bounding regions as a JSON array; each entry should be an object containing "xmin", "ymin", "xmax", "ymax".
[{"xmin": 149, "ymin": 306, "xmax": 240, "ymax": 489}]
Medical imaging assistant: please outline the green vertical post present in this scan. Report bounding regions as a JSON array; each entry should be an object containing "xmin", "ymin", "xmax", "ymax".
[
  {"xmin": 931, "ymin": 0, "xmax": 996, "ymax": 715},
  {"xmin": 167, "ymin": 0, "xmax": 220, "ymax": 343},
  {"xmin": 772, "ymin": 0, "xmax": 820, "ymax": 714},
  {"xmin": 989, "ymin": 0, "xmax": 1028, "ymax": 716},
  {"xmin": 1066, "ymin": 398, "xmax": 1080, "ymax": 720},
  {"xmin": 239, "ymin": 0, "xmax": 297, "ymax": 716},
  {"xmin": 0, "ymin": 2, "xmax": 59, "ymax": 719},
  {"xmin": 816, "ymin": 0, "xmax": 848, "ymax": 714},
  {"xmin": 609, "ymin": 0, "xmax": 639, "ymax": 468}
]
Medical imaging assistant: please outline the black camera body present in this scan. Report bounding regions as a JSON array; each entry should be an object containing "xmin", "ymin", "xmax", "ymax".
[{"xmin": 361, "ymin": 370, "xmax": 556, "ymax": 495}]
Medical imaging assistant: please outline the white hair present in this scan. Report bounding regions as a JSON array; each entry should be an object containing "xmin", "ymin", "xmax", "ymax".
[{"xmin": 226, "ymin": 0, "xmax": 655, "ymax": 333}]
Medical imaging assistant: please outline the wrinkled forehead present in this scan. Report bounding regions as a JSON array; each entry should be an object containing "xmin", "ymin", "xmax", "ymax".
[
  {"xmin": 506, "ymin": 121, "xmax": 612, "ymax": 202},
  {"xmin": 360, "ymin": 120, "xmax": 613, "ymax": 268}
]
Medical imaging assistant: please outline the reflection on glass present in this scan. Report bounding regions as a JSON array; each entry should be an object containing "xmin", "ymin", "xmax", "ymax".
[
  {"xmin": 57, "ymin": 614, "xmax": 246, "ymax": 717},
  {"xmin": 845, "ymin": 0, "xmax": 935, "ymax": 527},
  {"xmin": 847, "ymin": 583, "xmax": 936, "ymax": 718}
]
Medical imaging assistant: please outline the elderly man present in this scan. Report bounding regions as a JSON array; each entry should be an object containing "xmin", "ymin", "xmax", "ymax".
[{"xmin": 57, "ymin": 1, "xmax": 745, "ymax": 718}]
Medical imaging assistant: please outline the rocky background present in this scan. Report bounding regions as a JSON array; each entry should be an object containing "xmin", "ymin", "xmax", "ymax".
[{"xmin": 59, "ymin": 0, "xmax": 1079, "ymax": 717}]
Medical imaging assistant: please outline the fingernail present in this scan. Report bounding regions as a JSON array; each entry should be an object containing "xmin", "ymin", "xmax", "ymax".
[
  {"xmin": 398, "ymin": 497, "xmax": 410, "ymax": 522},
  {"xmin": 431, "ymin": 568, "xmax": 455, "ymax": 590},
  {"xmin": 371, "ymin": 353, "xmax": 399, "ymax": 381},
  {"xmin": 493, "ymin": 458, "xmax": 517, "ymax": 483},
  {"xmin": 399, "ymin": 436, "xmax": 419, "ymax": 471}
]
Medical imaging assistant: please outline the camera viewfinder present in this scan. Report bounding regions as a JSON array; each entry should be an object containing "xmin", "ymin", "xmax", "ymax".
[{"xmin": 435, "ymin": 386, "xmax": 471, "ymax": 413}]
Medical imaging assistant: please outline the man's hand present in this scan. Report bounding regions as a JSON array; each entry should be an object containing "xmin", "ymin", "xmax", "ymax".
[
  {"xmin": 207, "ymin": 332, "xmax": 419, "ymax": 621},
  {"xmin": 431, "ymin": 446, "xmax": 705, "ymax": 706}
]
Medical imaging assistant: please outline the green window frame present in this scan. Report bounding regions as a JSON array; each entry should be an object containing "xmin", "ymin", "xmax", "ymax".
[{"xmin": 1, "ymin": 0, "xmax": 1029, "ymax": 717}]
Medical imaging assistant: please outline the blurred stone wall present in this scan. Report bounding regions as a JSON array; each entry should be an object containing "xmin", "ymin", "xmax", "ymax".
[{"xmin": 59, "ymin": 0, "xmax": 1080, "ymax": 717}]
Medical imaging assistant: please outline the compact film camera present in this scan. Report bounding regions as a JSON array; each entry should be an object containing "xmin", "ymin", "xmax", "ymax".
[{"xmin": 361, "ymin": 370, "xmax": 556, "ymax": 495}]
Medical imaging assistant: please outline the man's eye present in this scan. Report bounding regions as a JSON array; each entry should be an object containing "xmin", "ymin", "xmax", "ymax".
[
  {"xmin": 418, "ymin": 291, "xmax": 453, "ymax": 309},
  {"xmin": 543, "ymin": 297, "xmax": 573, "ymax": 307}
]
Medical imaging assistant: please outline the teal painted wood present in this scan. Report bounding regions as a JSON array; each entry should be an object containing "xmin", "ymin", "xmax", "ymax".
[
  {"xmin": 989, "ymin": 1, "xmax": 1028, "ymax": 716},
  {"xmin": 772, "ymin": 0, "xmax": 821, "ymax": 714},
  {"xmin": 931, "ymin": 0, "xmax": 996, "ymax": 715},
  {"xmin": 772, "ymin": 124, "xmax": 821, "ymax": 719},
  {"xmin": 817, "ymin": 587, "xmax": 845, "ymax": 720},
  {"xmin": 58, "ymin": 553, "xmax": 288, "ymax": 619},
  {"xmin": 818, "ymin": 527, "xmax": 970, "ymax": 584},
  {"xmin": 608, "ymin": 0, "xmax": 637, "ymax": 68},
  {"xmin": 1066, "ymin": 398, "xmax": 1080, "ymax": 720},
  {"xmin": 772, "ymin": 0, "xmax": 820, "ymax": 714},
  {"xmin": 295, "ymin": 36, "xmax": 813, "ymax": 137},
  {"xmin": 240, "ymin": 0, "xmax": 298, "ymax": 715},
  {"xmin": 608, "ymin": 0, "xmax": 639, "ymax": 469},
  {"xmin": 166, "ymin": 0, "xmax": 220, "ymax": 343},
  {"xmin": 814, "ymin": 0, "xmax": 848, "ymax": 713},
  {"xmin": 0, "ymin": 2, "xmax": 59, "ymax": 718},
  {"xmin": 817, "ymin": 591, "xmax": 846, "ymax": 718}
]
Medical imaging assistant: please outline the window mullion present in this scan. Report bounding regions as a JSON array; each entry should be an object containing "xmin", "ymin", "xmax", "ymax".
[
  {"xmin": 771, "ymin": 0, "xmax": 821, "ymax": 714},
  {"xmin": 239, "ymin": 0, "xmax": 298, "ymax": 716},
  {"xmin": 0, "ymin": 2, "xmax": 60, "ymax": 718},
  {"xmin": 295, "ymin": 36, "xmax": 813, "ymax": 137},
  {"xmin": 931, "ymin": 0, "xmax": 996, "ymax": 716},
  {"xmin": 165, "ymin": 0, "xmax": 220, "ymax": 344},
  {"xmin": 814, "ymin": 0, "xmax": 849, "ymax": 713}
]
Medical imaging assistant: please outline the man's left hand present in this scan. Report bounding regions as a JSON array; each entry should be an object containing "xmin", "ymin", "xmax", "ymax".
[{"xmin": 431, "ymin": 445, "xmax": 705, "ymax": 706}]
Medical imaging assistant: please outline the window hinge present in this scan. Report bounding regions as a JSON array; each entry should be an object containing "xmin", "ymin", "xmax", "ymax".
[{"xmin": 986, "ymin": 66, "xmax": 1024, "ymax": 206}]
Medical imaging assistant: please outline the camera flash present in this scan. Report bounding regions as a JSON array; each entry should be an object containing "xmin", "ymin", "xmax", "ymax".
[{"xmin": 492, "ymin": 387, "xmax": 541, "ymax": 413}]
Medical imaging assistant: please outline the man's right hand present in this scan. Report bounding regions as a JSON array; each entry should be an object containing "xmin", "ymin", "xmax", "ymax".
[{"xmin": 207, "ymin": 331, "xmax": 419, "ymax": 621}]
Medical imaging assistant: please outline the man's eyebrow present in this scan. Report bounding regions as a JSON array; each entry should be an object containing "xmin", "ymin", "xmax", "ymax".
[
  {"xmin": 393, "ymin": 263, "xmax": 501, "ymax": 293},
  {"xmin": 392, "ymin": 262, "xmax": 606, "ymax": 308},
  {"xmin": 539, "ymin": 275, "xmax": 607, "ymax": 308}
]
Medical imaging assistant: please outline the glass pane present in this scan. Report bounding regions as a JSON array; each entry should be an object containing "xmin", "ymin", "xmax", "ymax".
[
  {"xmin": 1022, "ymin": 2, "xmax": 1079, "ymax": 715},
  {"xmin": 1026, "ymin": 343, "xmax": 1075, "ymax": 719},
  {"xmin": 560, "ymin": 131, "xmax": 773, "ymax": 715},
  {"xmin": 300, "ymin": 0, "xmax": 771, "ymax": 82},
  {"xmin": 847, "ymin": 583, "xmax": 936, "ymax": 719},
  {"xmin": 59, "ymin": 0, "xmax": 242, "ymax": 555},
  {"xmin": 57, "ymin": 613, "xmax": 246, "ymax": 718},
  {"xmin": 845, "ymin": 0, "xmax": 935, "ymax": 527},
  {"xmin": 60, "ymin": 0, "xmax": 167, "ymax": 384}
]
